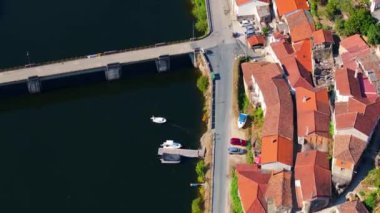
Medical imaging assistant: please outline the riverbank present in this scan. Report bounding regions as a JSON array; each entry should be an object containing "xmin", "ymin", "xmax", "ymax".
[{"xmin": 191, "ymin": 52, "xmax": 214, "ymax": 213}]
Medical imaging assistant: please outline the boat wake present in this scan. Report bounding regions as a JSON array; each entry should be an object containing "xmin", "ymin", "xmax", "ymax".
[{"xmin": 169, "ymin": 123, "xmax": 191, "ymax": 134}]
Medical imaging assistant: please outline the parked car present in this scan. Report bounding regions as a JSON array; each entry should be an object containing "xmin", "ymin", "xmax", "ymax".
[
  {"xmin": 245, "ymin": 25, "xmax": 254, "ymax": 31},
  {"xmin": 230, "ymin": 138, "xmax": 247, "ymax": 146},
  {"xmin": 245, "ymin": 30, "xmax": 255, "ymax": 36},
  {"xmin": 240, "ymin": 19, "xmax": 250, "ymax": 25},
  {"xmin": 228, "ymin": 147, "xmax": 246, "ymax": 155}
]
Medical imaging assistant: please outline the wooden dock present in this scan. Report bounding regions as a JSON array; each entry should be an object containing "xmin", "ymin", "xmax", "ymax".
[{"xmin": 158, "ymin": 148, "xmax": 205, "ymax": 158}]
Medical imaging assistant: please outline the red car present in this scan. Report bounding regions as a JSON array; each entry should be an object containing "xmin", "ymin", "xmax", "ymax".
[{"xmin": 230, "ymin": 138, "xmax": 247, "ymax": 146}]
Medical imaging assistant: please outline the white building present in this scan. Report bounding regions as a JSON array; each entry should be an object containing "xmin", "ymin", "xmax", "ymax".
[{"xmin": 231, "ymin": 0, "xmax": 271, "ymax": 23}]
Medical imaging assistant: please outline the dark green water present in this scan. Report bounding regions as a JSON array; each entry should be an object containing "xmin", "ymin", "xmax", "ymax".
[
  {"xmin": 0, "ymin": 0, "xmax": 203, "ymax": 212},
  {"xmin": 0, "ymin": 70, "xmax": 204, "ymax": 213},
  {"xmin": 0, "ymin": 0, "xmax": 194, "ymax": 69}
]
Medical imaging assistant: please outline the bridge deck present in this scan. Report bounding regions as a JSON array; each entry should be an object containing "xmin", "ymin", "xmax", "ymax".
[
  {"xmin": 0, "ymin": 39, "xmax": 211, "ymax": 85},
  {"xmin": 158, "ymin": 148, "xmax": 205, "ymax": 158}
]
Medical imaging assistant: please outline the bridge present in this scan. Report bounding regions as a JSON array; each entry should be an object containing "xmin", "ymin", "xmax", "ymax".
[{"xmin": 0, "ymin": 0, "xmax": 220, "ymax": 94}]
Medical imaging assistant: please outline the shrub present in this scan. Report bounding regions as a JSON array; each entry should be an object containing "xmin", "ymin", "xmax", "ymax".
[
  {"xmin": 195, "ymin": 160, "xmax": 206, "ymax": 183},
  {"xmin": 196, "ymin": 75, "xmax": 209, "ymax": 94},
  {"xmin": 253, "ymin": 107, "xmax": 264, "ymax": 128},
  {"xmin": 367, "ymin": 24, "xmax": 380, "ymax": 45},
  {"xmin": 262, "ymin": 27, "xmax": 270, "ymax": 36},
  {"xmin": 191, "ymin": 197, "xmax": 203, "ymax": 213},
  {"xmin": 364, "ymin": 192, "xmax": 378, "ymax": 210}
]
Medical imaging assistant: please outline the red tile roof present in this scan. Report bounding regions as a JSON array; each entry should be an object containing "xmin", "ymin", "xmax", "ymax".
[
  {"xmin": 295, "ymin": 150, "xmax": 331, "ymax": 208},
  {"xmin": 335, "ymin": 98, "xmax": 380, "ymax": 137},
  {"xmin": 312, "ymin": 29, "xmax": 334, "ymax": 45},
  {"xmin": 262, "ymin": 135, "xmax": 294, "ymax": 166},
  {"xmin": 294, "ymin": 39, "xmax": 313, "ymax": 74},
  {"xmin": 337, "ymin": 200, "xmax": 369, "ymax": 213},
  {"xmin": 236, "ymin": 165, "xmax": 293, "ymax": 212},
  {"xmin": 296, "ymin": 86, "xmax": 330, "ymax": 138},
  {"xmin": 335, "ymin": 67, "xmax": 362, "ymax": 98},
  {"xmin": 247, "ymin": 35, "xmax": 266, "ymax": 48},
  {"xmin": 275, "ymin": 0, "xmax": 309, "ymax": 17},
  {"xmin": 341, "ymin": 34, "xmax": 369, "ymax": 53},
  {"xmin": 285, "ymin": 10, "xmax": 315, "ymax": 43},
  {"xmin": 236, "ymin": 164, "xmax": 270, "ymax": 213},
  {"xmin": 265, "ymin": 171, "xmax": 293, "ymax": 210},
  {"xmin": 270, "ymin": 40, "xmax": 314, "ymax": 88},
  {"xmin": 333, "ymin": 135, "xmax": 366, "ymax": 165}
]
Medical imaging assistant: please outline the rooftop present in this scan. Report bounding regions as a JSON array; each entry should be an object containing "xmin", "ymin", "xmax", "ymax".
[
  {"xmin": 274, "ymin": 0, "xmax": 309, "ymax": 17},
  {"xmin": 284, "ymin": 10, "xmax": 315, "ymax": 43}
]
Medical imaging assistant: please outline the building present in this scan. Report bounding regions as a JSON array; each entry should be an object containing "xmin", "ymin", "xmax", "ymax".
[
  {"xmin": 317, "ymin": 200, "xmax": 369, "ymax": 213},
  {"xmin": 236, "ymin": 164, "xmax": 293, "ymax": 213},
  {"xmin": 247, "ymin": 35, "xmax": 266, "ymax": 49},
  {"xmin": 283, "ymin": 9, "xmax": 315, "ymax": 43},
  {"xmin": 312, "ymin": 29, "xmax": 334, "ymax": 49},
  {"xmin": 295, "ymin": 86, "xmax": 331, "ymax": 151},
  {"xmin": 295, "ymin": 150, "xmax": 331, "ymax": 212},
  {"xmin": 334, "ymin": 98, "xmax": 380, "ymax": 142},
  {"xmin": 273, "ymin": 0, "xmax": 309, "ymax": 18},
  {"xmin": 312, "ymin": 30, "xmax": 335, "ymax": 87},
  {"xmin": 241, "ymin": 62, "xmax": 294, "ymax": 171},
  {"xmin": 332, "ymin": 135, "xmax": 367, "ymax": 192},
  {"xmin": 335, "ymin": 67, "xmax": 362, "ymax": 103},
  {"xmin": 232, "ymin": 0, "xmax": 271, "ymax": 23}
]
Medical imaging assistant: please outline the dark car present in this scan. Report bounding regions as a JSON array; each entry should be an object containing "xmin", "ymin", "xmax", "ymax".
[
  {"xmin": 228, "ymin": 147, "xmax": 246, "ymax": 155},
  {"xmin": 230, "ymin": 138, "xmax": 247, "ymax": 146}
]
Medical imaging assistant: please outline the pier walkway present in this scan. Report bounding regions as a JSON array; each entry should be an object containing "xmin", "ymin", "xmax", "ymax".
[{"xmin": 158, "ymin": 148, "xmax": 205, "ymax": 158}]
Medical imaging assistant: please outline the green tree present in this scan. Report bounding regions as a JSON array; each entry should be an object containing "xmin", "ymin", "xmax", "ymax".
[
  {"xmin": 325, "ymin": 0, "xmax": 339, "ymax": 19},
  {"xmin": 344, "ymin": 9, "xmax": 375, "ymax": 36},
  {"xmin": 367, "ymin": 24, "xmax": 380, "ymax": 45}
]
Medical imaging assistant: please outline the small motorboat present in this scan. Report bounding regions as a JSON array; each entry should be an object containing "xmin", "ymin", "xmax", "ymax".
[
  {"xmin": 151, "ymin": 116, "xmax": 166, "ymax": 124},
  {"xmin": 161, "ymin": 140, "xmax": 182, "ymax": 149},
  {"xmin": 238, "ymin": 113, "xmax": 248, "ymax": 129}
]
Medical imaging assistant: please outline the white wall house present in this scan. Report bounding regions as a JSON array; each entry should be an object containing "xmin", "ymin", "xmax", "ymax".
[
  {"xmin": 232, "ymin": 0, "xmax": 270, "ymax": 23},
  {"xmin": 250, "ymin": 74, "xmax": 267, "ymax": 114}
]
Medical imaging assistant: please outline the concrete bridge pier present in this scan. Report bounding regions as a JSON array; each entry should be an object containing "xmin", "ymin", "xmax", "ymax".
[
  {"xmin": 190, "ymin": 48, "xmax": 200, "ymax": 68},
  {"xmin": 27, "ymin": 76, "xmax": 41, "ymax": 94},
  {"xmin": 155, "ymin": 55, "xmax": 170, "ymax": 72},
  {"xmin": 105, "ymin": 63, "xmax": 122, "ymax": 81}
]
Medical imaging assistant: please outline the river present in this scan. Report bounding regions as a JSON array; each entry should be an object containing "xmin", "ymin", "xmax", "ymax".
[{"xmin": 0, "ymin": 0, "xmax": 203, "ymax": 212}]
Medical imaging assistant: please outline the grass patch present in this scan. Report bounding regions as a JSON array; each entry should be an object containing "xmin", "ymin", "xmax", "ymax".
[
  {"xmin": 197, "ymin": 75, "xmax": 209, "ymax": 94},
  {"xmin": 191, "ymin": 0, "xmax": 208, "ymax": 35},
  {"xmin": 329, "ymin": 121, "xmax": 334, "ymax": 137},
  {"xmin": 246, "ymin": 140, "xmax": 254, "ymax": 164},
  {"xmin": 252, "ymin": 106, "xmax": 264, "ymax": 128},
  {"xmin": 230, "ymin": 170, "xmax": 244, "ymax": 213}
]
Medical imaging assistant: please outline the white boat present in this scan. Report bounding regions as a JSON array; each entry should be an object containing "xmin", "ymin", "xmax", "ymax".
[
  {"xmin": 238, "ymin": 113, "xmax": 248, "ymax": 129},
  {"xmin": 151, "ymin": 116, "xmax": 166, "ymax": 124},
  {"xmin": 161, "ymin": 140, "xmax": 182, "ymax": 149}
]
